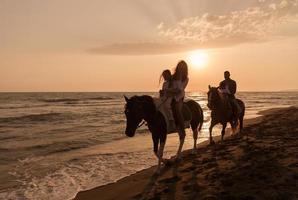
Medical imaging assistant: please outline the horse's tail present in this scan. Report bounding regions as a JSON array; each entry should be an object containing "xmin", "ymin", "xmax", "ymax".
[
  {"xmin": 185, "ymin": 100, "xmax": 204, "ymax": 132},
  {"xmin": 198, "ymin": 117, "xmax": 203, "ymax": 131},
  {"xmin": 236, "ymin": 99, "xmax": 245, "ymax": 131},
  {"xmin": 236, "ymin": 99, "xmax": 245, "ymax": 117},
  {"xmin": 198, "ymin": 104, "xmax": 204, "ymax": 132}
]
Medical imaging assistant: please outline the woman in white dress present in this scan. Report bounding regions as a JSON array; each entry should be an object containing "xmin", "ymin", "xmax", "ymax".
[{"xmin": 171, "ymin": 61, "xmax": 189, "ymax": 149}]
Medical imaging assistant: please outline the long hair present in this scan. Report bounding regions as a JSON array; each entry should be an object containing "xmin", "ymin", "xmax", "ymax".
[
  {"xmin": 159, "ymin": 69, "xmax": 172, "ymax": 85},
  {"xmin": 173, "ymin": 60, "xmax": 188, "ymax": 81}
]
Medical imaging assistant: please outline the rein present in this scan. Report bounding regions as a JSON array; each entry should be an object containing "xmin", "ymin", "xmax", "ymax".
[
  {"xmin": 137, "ymin": 97, "xmax": 169, "ymax": 128},
  {"xmin": 137, "ymin": 120, "xmax": 147, "ymax": 128}
]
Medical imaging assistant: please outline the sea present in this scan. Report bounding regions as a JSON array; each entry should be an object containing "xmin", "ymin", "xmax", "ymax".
[{"xmin": 0, "ymin": 92, "xmax": 297, "ymax": 200}]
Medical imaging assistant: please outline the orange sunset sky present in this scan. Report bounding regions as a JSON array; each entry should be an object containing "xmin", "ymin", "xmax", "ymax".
[{"xmin": 0, "ymin": 0, "xmax": 298, "ymax": 92}]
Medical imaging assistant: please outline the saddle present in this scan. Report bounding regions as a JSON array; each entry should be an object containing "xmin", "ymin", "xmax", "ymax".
[
  {"xmin": 219, "ymin": 92, "xmax": 241, "ymax": 119},
  {"xmin": 154, "ymin": 98, "xmax": 192, "ymax": 134}
]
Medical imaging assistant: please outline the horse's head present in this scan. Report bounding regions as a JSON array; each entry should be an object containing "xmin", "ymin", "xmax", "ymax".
[
  {"xmin": 207, "ymin": 85, "xmax": 220, "ymax": 110},
  {"xmin": 124, "ymin": 96, "xmax": 144, "ymax": 137}
]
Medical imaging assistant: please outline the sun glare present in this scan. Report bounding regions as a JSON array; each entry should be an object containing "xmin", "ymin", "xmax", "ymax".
[{"xmin": 188, "ymin": 50, "xmax": 209, "ymax": 69}]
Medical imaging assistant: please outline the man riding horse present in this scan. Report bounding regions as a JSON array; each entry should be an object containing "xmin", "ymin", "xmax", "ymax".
[{"xmin": 218, "ymin": 71, "xmax": 241, "ymax": 122}]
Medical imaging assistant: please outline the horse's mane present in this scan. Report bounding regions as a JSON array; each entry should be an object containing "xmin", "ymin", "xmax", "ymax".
[
  {"xmin": 130, "ymin": 95, "xmax": 156, "ymax": 114},
  {"xmin": 130, "ymin": 95, "xmax": 153, "ymax": 103},
  {"xmin": 208, "ymin": 87, "xmax": 222, "ymax": 105},
  {"xmin": 209, "ymin": 87, "xmax": 230, "ymax": 109},
  {"xmin": 131, "ymin": 95, "xmax": 152, "ymax": 100},
  {"xmin": 209, "ymin": 87, "xmax": 219, "ymax": 97}
]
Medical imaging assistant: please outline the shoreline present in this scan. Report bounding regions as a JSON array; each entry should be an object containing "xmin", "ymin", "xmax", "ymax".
[{"xmin": 74, "ymin": 106, "xmax": 298, "ymax": 200}]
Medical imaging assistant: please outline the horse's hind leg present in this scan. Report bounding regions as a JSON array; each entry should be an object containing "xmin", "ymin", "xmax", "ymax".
[
  {"xmin": 191, "ymin": 120, "xmax": 200, "ymax": 153},
  {"xmin": 221, "ymin": 123, "xmax": 227, "ymax": 142},
  {"xmin": 192, "ymin": 128, "xmax": 198, "ymax": 153},
  {"xmin": 209, "ymin": 121, "xmax": 216, "ymax": 145},
  {"xmin": 239, "ymin": 115, "xmax": 244, "ymax": 133}
]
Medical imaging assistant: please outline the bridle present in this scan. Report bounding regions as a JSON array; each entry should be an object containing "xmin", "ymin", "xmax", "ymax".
[
  {"xmin": 125, "ymin": 98, "xmax": 147, "ymax": 129},
  {"xmin": 208, "ymin": 89, "xmax": 220, "ymax": 110},
  {"xmin": 135, "ymin": 96, "xmax": 169, "ymax": 129},
  {"xmin": 137, "ymin": 120, "xmax": 147, "ymax": 128}
]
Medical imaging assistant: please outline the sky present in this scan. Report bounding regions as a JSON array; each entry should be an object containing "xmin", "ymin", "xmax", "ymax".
[{"xmin": 0, "ymin": 0, "xmax": 298, "ymax": 92}]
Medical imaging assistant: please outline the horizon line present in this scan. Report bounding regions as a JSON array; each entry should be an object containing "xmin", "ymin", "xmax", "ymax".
[{"xmin": 0, "ymin": 90, "xmax": 297, "ymax": 93}]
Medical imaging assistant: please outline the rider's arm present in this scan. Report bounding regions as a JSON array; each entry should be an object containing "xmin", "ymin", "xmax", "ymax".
[
  {"xmin": 219, "ymin": 80, "xmax": 225, "ymax": 89},
  {"xmin": 231, "ymin": 81, "xmax": 237, "ymax": 95}
]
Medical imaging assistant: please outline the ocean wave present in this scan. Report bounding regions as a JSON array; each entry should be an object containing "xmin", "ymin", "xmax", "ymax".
[
  {"xmin": 0, "ymin": 104, "xmax": 50, "ymax": 110},
  {"xmin": 0, "ymin": 135, "xmax": 19, "ymax": 141},
  {"xmin": 40, "ymin": 98, "xmax": 80, "ymax": 103},
  {"xmin": 0, "ymin": 113, "xmax": 64, "ymax": 124},
  {"xmin": 40, "ymin": 97, "xmax": 115, "ymax": 103},
  {"xmin": 110, "ymin": 119, "xmax": 126, "ymax": 124},
  {"xmin": 26, "ymin": 141, "xmax": 92, "ymax": 155},
  {"xmin": 247, "ymin": 100, "xmax": 268, "ymax": 104},
  {"xmin": 0, "ymin": 140, "xmax": 93, "ymax": 159},
  {"xmin": 89, "ymin": 97, "xmax": 115, "ymax": 100}
]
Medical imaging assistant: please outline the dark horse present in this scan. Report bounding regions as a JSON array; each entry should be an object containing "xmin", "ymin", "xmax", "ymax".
[
  {"xmin": 124, "ymin": 95, "xmax": 203, "ymax": 172},
  {"xmin": 207, "ymin": 86, "xmax": 245, "ymax": 144}
]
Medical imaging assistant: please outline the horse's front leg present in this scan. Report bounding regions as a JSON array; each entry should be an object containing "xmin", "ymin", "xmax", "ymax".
[
  {"xmin": 209, "ymin": 121, "xmax": 216, "ymax": 145},
  {"xmin": 156, "ymin": 141, "xmax": 165, "ymax": 173},
  {"xmin": 156, "ymin": 133, "xmax": 167, "ymax": 174},
  {"xmin": 152, "ymin": 134, "xmax": 159, "ymax": 159},
  {"xmin": 176, "ymin": 129, "xmax": 186, "ymax": 160},
  {"xmin": 221, "ymin": 122, "xmax": 227, "ymax": 142}
]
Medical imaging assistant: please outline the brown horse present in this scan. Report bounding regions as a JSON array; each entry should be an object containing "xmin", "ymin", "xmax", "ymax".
[
  {"xmin": 124, "ymin": 95, "xmax": 203, "ymax": 172},
  {"xmin": 207, "ymin": 86, "xmax": 245, "ymax": 144}
]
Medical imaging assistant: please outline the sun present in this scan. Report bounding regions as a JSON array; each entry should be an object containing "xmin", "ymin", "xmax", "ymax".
[{"xmin": 187, "ymin": 50, "xmax": 209, "ymax": 69}]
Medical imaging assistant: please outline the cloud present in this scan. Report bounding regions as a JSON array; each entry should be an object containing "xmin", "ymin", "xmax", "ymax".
[
  {"xmin": 90, "ymin": 0, "xmax": 298, "ymax": 55},
  {"xmin": 158, "ymin": 0, "xmax": 298, "ymax": 45},
  {"xmin": 88, "ymin": 42, "xmax": 197, "ymax": 55}
]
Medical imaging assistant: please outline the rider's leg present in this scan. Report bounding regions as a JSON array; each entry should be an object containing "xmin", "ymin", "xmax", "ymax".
[{"xmin": 165, "ymin": 98, "xmax": 175, "ymax": 131}]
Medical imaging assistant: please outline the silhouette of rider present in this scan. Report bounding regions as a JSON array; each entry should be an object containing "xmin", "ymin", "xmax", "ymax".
[{"xmin": 219, "ymin": 71, "xmax": 240, "ymax": 120}]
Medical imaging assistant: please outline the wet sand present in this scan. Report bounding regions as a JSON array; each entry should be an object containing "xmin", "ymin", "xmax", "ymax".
[{"xmin": 74, "ymin": 107, "xmax": 298, "ymax": 200}]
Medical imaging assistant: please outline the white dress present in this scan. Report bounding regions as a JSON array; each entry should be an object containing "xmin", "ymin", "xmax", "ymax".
[
  {"xmin": 172, "ymin": 78, "xmax": 189, "ymax": 102},
  {"xmin": 161, "ymin": 81, "xmax": 174, "ymax": 121}
]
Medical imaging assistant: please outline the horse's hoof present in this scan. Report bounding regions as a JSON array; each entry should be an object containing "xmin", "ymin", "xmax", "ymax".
[
  {"xmin": 154, "ymin": 168, "xmax": 161, "ymax": 175},
  {"xmin": 175, "ymin": 156, "xmax": 182, "ymax": 163},
  {"xmin": 191, "ymin": 149, "xmax": 197, "ymax": 154},
  {"xmin": 161, "ymin": 158, "xmax": 170, "ymax": 165},
  {"xmin": 209, "ymin": 140, "xmax": 215, "ymax": 145}
]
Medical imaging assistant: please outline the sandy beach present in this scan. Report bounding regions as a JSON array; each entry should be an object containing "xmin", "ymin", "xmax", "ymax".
[{"xmin": 74, "ymin": 106, "xmax": 298, "ymax": 200}]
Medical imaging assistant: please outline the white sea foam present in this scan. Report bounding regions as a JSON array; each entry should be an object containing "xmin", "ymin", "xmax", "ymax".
[{"xmin": 2, "ymin": 132, "xmax": 208, "ymax": 200}]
